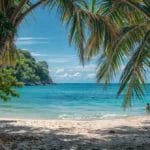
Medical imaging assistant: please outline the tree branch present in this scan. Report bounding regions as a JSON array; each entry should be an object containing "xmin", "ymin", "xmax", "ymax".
[
  {"xmin": 11, "ymin": 0, "xmax": 28, "ymax": 24},
  {"xmin": 14, "ymin": 0, "xmax": 46, "ymax": 26}
]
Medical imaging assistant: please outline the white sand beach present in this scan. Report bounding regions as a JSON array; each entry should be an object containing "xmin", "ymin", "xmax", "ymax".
[{"xmin": 0, "ymin": 116, "xmax": 150, "ymax": 150}]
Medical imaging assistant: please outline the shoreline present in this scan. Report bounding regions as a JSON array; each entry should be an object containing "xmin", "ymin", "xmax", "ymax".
[
  {"xmin": 0, "ymin": 115, "xmax": 149, "ymax": 129},
  {"xmin": 0, "ymin": 113, "xmax": 148, "ymax": 121},
  {"xmin": 0, "ymin": 116, "xmax": 149, "ymax": 149}
]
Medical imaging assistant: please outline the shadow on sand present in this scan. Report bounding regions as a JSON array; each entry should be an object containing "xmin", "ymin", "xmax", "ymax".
[{"xmin": 0, "ymin": 120, "xmax": 150, "ymax": 150}]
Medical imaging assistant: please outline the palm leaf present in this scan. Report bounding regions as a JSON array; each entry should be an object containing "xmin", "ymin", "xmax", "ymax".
[{"xmin": 118, "ymin": 31, "xmax": 150, "ymax": 107}]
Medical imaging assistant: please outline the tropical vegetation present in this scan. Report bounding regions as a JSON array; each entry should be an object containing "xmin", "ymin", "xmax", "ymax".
[
  {"xmin": 0, "ymin": 0, "xmax": 149, "ymax": 106},
  {"xmin": 0, "ymin": 68, "xmax": 22, "ymax": 101},
  {"xmin": 14, "ymin": 49, "xmax": 53, "ymax": 85},
  {"xmin": 0, "ymin": 49, "xmax": 52, "ymax": 100},
  {"xmin": 82, "ymin": 0, "xmax": 150, "ymax": 107}
]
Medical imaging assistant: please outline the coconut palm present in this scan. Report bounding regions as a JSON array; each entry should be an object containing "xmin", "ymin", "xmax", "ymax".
[
  {"xmin": 0, "ymin": 0, "xmax": 81, "ymax": 64},
  {"xmin": 0, "ymin": 0, "xmax": 118, "ymax": 64},
  {"xmin": 82, "ymin": 0, "xmax": 150, "ymax": 107}
]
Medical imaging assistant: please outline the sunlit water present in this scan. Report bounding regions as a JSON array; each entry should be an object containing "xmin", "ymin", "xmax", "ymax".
[{"xmin": 0, "ymin": 84, "xmax": 149, "ymax": 120}]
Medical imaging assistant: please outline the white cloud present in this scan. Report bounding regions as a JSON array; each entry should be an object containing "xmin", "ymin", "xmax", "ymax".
[
  {"xmin": 47, "ymin": 58, "xmax": 69, "ymax": 63},
  {"xmin": 15, "ymin": 37, "xmax": 48, "ymax": 45},
  {"xmin": 56, "ymin": 68, "xmax": 65, "ymax": 74},
  {"xmin": 49, "ymin": 63, "xmax": 97, "ymax": 82},
  {"xmin": 72, "ymin": 72, "xmax": 81, "ymax": 77},
  {"xmin": 46, "ymin": 55, "xmax": 78, "ymax": 64},
  {"xmin": 62, "ymin": 73, "xmax": 69, "ymax": 78},
  {"xmin": 16, "ymin": 41, "xmax": 48, "ymax": 45},
  {"xmin": 55, "ymin": 72, "xmax": 81, "ymax": 80},
  {"xmin": 17, "ymin": 37, "xmax": 48, "ymax": 40},
  {"xmin": 74, "ymin": 64, "xmax": 96, "ymax": 72},
  {"xmin": 22, "ymin": 48, "xmax": 29, "ymax": 51},
  {"xmin": 31, "ymin": 52, "xmax": 47, "ymax": 57}
]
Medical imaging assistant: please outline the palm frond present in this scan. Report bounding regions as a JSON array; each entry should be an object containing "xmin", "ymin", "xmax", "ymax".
[
  {"xmin": 96, "ymin": 23, "xmax": 149, "ymax": 83},
  {"xmin": 99, "ymin": 0, "xmax": 149, "ymax": 27},
  {"xmin": 118, "ymin": 31, "xmax": 150, "ymax": 107},
  {"xmin": 92, "ymin": 0, "xmax": 150, "ymax": 106}
]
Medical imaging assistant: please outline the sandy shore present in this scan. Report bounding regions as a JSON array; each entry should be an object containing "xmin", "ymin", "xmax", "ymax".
[{"xmin": 0, "ymin": 116, "xmax": 150, "ymax": 150}]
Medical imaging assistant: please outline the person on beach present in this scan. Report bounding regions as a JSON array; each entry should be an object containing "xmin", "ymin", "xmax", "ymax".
[{"xmin": 146, "ymin": 103, "xmax": 150, "ymax": 112}]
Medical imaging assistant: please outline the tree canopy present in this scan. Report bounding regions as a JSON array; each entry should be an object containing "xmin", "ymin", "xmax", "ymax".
[
  {"xmin": 14, "ymin": 49, "xmax": 53, "ymax": 85},
  {"xmin": 0, "ymin": 49, "xmax": 53, "ymax": 101}
]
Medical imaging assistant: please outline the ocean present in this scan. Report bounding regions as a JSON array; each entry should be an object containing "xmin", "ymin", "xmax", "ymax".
[{"xmin": 0, "ymin": 84, "xmax": 149, "ymax": 120}]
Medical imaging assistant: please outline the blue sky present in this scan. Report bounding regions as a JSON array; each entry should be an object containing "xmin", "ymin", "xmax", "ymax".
[
  {"xmin": 16, "ymin": 6, "xmax": 98, "ymax": 83},
  {"xmin": 16, "ymin": 5, "xmax": 149, "ymax": 83}
]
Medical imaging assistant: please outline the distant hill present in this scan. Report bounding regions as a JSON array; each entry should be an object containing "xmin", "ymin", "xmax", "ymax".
[{"xmin": 13, "ymin": 49, "xmax": 53, "ymax": 85}]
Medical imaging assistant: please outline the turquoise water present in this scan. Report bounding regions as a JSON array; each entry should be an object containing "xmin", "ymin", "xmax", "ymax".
[{"xmin": 0, "ymin": 84, "xmax": 149, "ymax": 120}]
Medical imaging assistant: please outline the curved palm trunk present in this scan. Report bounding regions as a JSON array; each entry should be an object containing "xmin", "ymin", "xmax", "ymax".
[
  {"xmin": 0, "ymin": 0, "xmax": 45, "ymax": 66},
  {"xmin": 0, "ymin": 36, "xmax": 16, "ymax": 66}
]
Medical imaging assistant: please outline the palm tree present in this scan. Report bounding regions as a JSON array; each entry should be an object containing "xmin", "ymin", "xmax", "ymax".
[
  {"xmin": 80, "ymin": 0, "xmax": 150, "ymax": 107},
  {"xmin": 0, "ymin": 0, "xmax": 85, "ymax": 65},
  {"xmin": 0, "ymin": 0, "xmax": 119, "ymax": 64}
]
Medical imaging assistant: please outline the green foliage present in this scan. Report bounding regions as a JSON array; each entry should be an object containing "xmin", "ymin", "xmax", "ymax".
[
  {"xmin": 14, "ymin": 49, "xmax": 53, "ymax": 85},
  {"xmin": 94, "ymin": 0, "xmax": 150, "ymax": 107},
  {"xmin": 0, "ymin": 50, "xmax": 53, "ymax": 101},
  {"xmin": 0, "ymin": 68, "xmax": 22, "ymax": 101},
  {"xmin": 0, "ymin": 49, "xmax": 53, "ymax": 101},
  {"xmin": 0, "ymin": 12, "xmax": 15, "ymax": 38}
]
